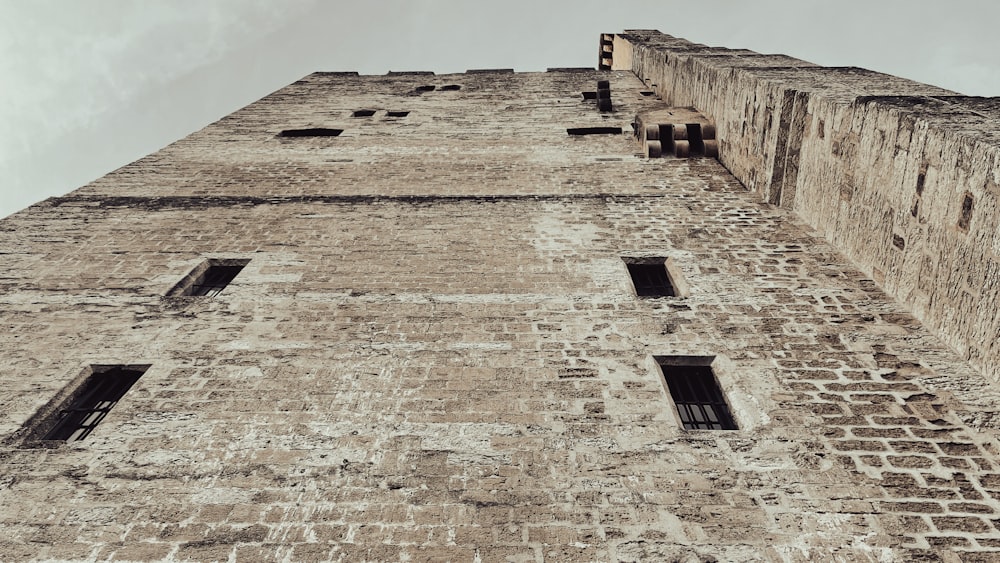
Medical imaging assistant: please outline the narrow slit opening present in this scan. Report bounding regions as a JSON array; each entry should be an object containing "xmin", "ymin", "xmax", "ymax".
[
  {"xmin": 567, "ymin": 127, "xmax": 622, "ymax": 136},
  {"xmin": 958, "ymin": 192, "xmax": 974, "ymax": 231},
  {"xmin": 278, "ymin": 128, "xmax": 343, "ymax": 137}
]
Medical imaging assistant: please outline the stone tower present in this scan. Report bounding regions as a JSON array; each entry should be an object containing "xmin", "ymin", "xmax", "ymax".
[{"xmin": 1, "ymin": 30, "xmax": 999, "ymax": 561}]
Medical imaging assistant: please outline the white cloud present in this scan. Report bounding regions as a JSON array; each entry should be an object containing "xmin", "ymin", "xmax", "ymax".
[{"xmin": 0, "ymin": 0, "xmax": 319, "ymax": 162}]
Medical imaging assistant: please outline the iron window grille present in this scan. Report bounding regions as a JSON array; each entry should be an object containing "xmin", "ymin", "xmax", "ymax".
[
  {"xmin": 167, "ymin": 259, "xmax": 249, "ymax": 298},
  {"xmin": 42, "ymin": 366, "xmax": 147, "ymax": 442},
  {"xmin": 626, "ymin": 262, "xmax": 676, "ymax": 297},
  {"xmin": 657, "ymin": 359, "xmax": 737, "ymax": 430},
  {"xmin": 188, "ymin": 265, "xmax": 245, "ymax": 297}
]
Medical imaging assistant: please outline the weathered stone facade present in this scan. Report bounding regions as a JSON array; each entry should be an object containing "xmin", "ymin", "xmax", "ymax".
[
  {"xmin": 613, "ymin": 31, "xmax": 1000, "ymax": 385},
  {"xmin": 0, "ymin": 31, "xmax": 999, "ymax": 561}
]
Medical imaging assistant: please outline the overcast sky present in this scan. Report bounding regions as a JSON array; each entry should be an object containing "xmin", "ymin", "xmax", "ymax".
[{"xmin": 2, "ymin": 0, "xmax": 999, "ymax": 218}]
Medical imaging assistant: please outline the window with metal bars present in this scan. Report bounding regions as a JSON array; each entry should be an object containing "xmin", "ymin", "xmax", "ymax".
[
  {"xmin": 167, "ymin": 259, "xmax": 249, "ymax": 297},
  {"xmin": 42, "ymin": 366, "xmax": 147, "ymax": 442},
  {"xmin": 656, "ymin": 357, "xmax": 737, "ymax": 430},
  {"xmin": 625, "ymin": 261, "xmax": 676, "ymax": 297},
  {"xmin": 188, "ymin": 265, "xmax": 244, "ymax": 297}
]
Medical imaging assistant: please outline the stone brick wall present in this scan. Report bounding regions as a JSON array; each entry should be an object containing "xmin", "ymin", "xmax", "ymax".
[
  {"xmin": 612, "ymin": 30, "xmax": 1000, "ymax": 384},
  {"xmin": 0, "ymin": 52, "xmax": 999, "ymax": 560}
]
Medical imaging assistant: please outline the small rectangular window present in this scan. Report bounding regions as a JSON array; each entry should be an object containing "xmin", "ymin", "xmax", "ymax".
[
  {"xmin": 626, "ymin": 262, "xmax": 675, "ymax": 296},
  {"xmin": 352, "ymin": 109, "xmax": 376, "ymax": 117},
  {"xmin": 656, "ymin": 357, "xmax": 737, "ymax": 430},
  {"xmin": 189, "ymin": 265, "xmax": 244, "ymax": 296},
  {"xmin": 386, "ymin": 111, "xmax": 410, "ymax": 118},
  {"xmin": 167, "ymin": 258, "xmax": 249, "ymax": 297},
  {"xmin": 41, "ymin": 366, "xmax": 148, "ymax": 442},
  {"xmin": 624, "ymin": 257, "xmax": 690, "ymax": 298}
]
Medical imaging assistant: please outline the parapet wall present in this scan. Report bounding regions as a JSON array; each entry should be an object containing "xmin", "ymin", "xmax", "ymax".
[{"xmin": 611, "ymin": 30, "xmax": 1000, "ymax": 382}]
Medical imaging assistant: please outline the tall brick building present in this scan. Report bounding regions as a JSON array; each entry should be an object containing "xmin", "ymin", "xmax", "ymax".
[{"xmin": 2, "ymin": 30, "xmax": 1000, "ymax": 561}]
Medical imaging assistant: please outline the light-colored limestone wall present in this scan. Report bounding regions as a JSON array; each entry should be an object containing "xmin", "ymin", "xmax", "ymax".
[
  {"xmin": 0, "ymin": 66, "xmax": 999, "ymax": 561},
  {"xmin": 614, "ymin": 30, "xmax": 1000, "ymax": 384}
]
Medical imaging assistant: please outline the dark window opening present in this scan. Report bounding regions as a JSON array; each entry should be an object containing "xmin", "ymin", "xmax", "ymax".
[
  {"xmin": 686, "ymin": 123, "xmax": 705, "ymax": 155},
  {"xmin": 567, "ymin": 127, "xmax": 622, "ymax": 136},
  {"xmin": 639, "ymin": 91, "xmax": 655, "ymax": 96},
  {"xmin": 582, "ymin": 91, "xmax": 597, "ymax": 100},
  {"xmin": 415, "ymin": 85, "xmax": 436, "ymax": 92},
  {"xmin": 168, "ymin": 259, "xmax": 249, "ymax": 297},
  {"xmin": 278, "ymin": 128, "xmax": 343, "ymax": 137},
  {"xmin": 626, "ymin": 261, "xmax": 676, "ymax": 297},
  {"xmin": 440, "ymin": 84, "xmax": 461, "ymax": 91},
  {"xmin": 958, "ymin": 192, "xmax": 974, "ymax": 231},
  {"xmin": 189, "ymin": 266, "xmax": 244, "ymax": 296},
  {"xmin": 42, "ymin": 366, "xmax": 148, "ymax": 442},
  {"xmin": 657, "ymin": 358, "xmax": 737, "ymax": 430},
  {"xmin": 352, "ymin": 109, "xmax": 376, "ymax": 117},
  {"xmin": 386, "ymin": 111, "xmax": 410, "ymax": 118}
]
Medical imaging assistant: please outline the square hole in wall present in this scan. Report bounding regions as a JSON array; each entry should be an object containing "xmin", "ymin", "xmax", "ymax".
[
  {"xmin": 386, "ymin": 111, "xmax": 410, "ymax": 118},
  {"xmin": 655, "ymin": 356, "xmax": 737, "ymax": 430},
  {"xmin": 352, "ymin": 109, "xmax": 377, "ymax": 117}
]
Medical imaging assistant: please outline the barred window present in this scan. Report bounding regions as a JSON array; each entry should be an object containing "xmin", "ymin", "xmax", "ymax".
[
  {"xmin": 623, "ymin": 257, "xmax": 688, "ymax": 298},
  {"xmin": 168, "ymin": 259, "xmax": 249, "ymax": 298},
  {"xmin": 42, "ymin": 366, "xmax": 147, "ymax": 442},
  {"xmin": 656, "ymin": 357, "xmax": 737, "ymax": 430},
  {"xmin": 626, "ymin": 262, "xmax": 675, "ymax": 297}
]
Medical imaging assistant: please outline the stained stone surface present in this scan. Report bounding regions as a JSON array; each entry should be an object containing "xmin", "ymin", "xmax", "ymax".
[{"xmin": 0, "ymin": 32, "xmax": 998, "ymax": 562}]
